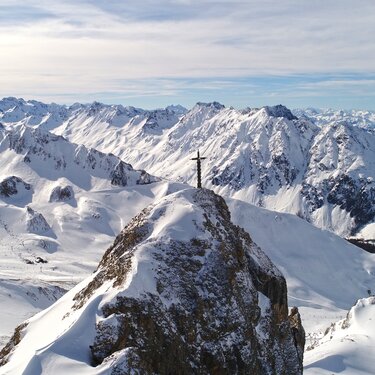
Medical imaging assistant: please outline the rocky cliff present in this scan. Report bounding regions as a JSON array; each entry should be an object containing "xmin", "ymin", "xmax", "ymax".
[{"xmin": 0, "ymin": 188, "xmax": 303, "ymax": 374}]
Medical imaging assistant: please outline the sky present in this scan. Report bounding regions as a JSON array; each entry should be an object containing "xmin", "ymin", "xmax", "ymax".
[{"xmin": 0, "ymin": 0, "xmax": 375, "ymax": 110}]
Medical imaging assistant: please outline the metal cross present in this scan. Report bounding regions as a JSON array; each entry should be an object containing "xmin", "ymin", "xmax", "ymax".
[{"xmin": 191, "ymin": 150, "xmax": 206, "ymax": 188}]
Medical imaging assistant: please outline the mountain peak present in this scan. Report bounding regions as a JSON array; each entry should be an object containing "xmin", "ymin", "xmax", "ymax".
[
  {"xmin": 165, "ymin": 104, "xmax": 188, "ymax": 115},
  {"xmin": 1, "ymin": 188, "xmax": 304, "ymax": 374},
  {"xmin": 262, "ymin": 104, "xmax": 298, "ymax": 120},
  {"xmin": 195, "ymin": 101, "xmax": 225, "ymax": 110}
]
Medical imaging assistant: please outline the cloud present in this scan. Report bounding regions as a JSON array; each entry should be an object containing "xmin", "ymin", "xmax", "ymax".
[{"xmin": 0, "ymin": 0, "xmax": 374, "ymax": 108}]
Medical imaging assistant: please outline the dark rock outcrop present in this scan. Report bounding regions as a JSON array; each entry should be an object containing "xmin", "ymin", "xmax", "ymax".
[
  {"xmin": 196, "ymin": 101, "xmax": 225, "ymax": 111},
  {"xmin": 78, "ymin": 189, "xmax": 303, "ymax": 374},
  {"xmin": 288, "ymin": 307, "xmax": 305, "ymax": 365},
  {"xmin": 49, "ymin": 185, "xmax": 74, "ymax": 202},
  {"xmin": 326, "ymin": 174, "xmax": 375, "ymax": 231},
  {"xmin": 0, "ymin": 176, "xmax": 31, "ymax": 197},
  {"xmin": 346, "ymin": 238, "xmax": 375, "ymax": 253},
  {"xmin": 264, "ymin": 105, "xmax": 298, "ymax": 121},
  {"xmin": 25, "ymin": 206, "xmax": 52, "ymax": 234}
]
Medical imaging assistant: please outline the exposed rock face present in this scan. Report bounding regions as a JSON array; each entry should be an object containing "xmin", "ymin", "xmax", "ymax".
[
  {"xmin": 0, "ymin": 176, "xmax": 31, "ymax": 197},
  {"xmin": 0, "ymin": 189, "xmax": 303, "ymax": 374},
  {"xmin": 0, "ymin": 323, "xmax": 28, "ymax": 367},
  {"xmin": 288, "ymin": 307, "xmax": 305, "ymax": 364},
  {"xmin": 264, "ymin": 104, "xmax": 298, "ymax": 120},
  {"xmin": 25, "ymin": 206, "xmax": 52, "ymax": 234},
  {"xmin": 77, "ymin": 189, "xmax": 303, "ymax": 374},
  {"xmin": 49, "ymin": 185, "xmax": 74, "ymax": 202},
  {"xmin": 346, "ymin": 238, "xmax": 375, "ymax": 253}
]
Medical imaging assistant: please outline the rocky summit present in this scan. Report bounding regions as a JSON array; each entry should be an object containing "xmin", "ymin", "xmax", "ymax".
[{"xmin": 0, "ymin": 188, "xmax": 304, "ymax": 374}]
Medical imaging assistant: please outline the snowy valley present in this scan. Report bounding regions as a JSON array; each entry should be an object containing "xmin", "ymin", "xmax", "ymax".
[{"xmin": 0, "ymin": 98, "xmax": 375, "ymax": 374}]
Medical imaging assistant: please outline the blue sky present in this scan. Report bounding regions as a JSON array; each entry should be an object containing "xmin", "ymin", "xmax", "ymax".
[{"xmin": 0, "ymin": 0, "xmax": 374, "ymax": 109}]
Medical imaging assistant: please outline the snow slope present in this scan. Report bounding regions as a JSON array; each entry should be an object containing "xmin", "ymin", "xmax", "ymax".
[
  {"xmin": 1, "ymin": 98, "xmax": 375, "ymax": 372},
  {"xmin": 304, "ymin": 297, "xmax": 375, "ymax": 375},
  {"xmin": 0, "ymin": 185, "xmax": 374, "ymax": 373},
  {"xmin": 228, "ymin": 198, "xmax": 375, "ymax": 334},
  {"xmin": 0, "ymin": 179, "xmax": 185, "ymax": 347}
]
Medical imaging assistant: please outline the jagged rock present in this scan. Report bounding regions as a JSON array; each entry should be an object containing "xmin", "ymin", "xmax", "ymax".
[
  {"xmin": 80, "ymin": 189, "xmax": 303, "ymax": 373},
  {"xmin": 49, "ymin": 185, "xmax": 74, "ymax": 202},
  {"xmin": 110, "ymin": 161, "xmax": 130, "ymax": 186},
  {"xmin": 196, "ymin": 101, "xmax": 225, "ymax": 110},
  {"xmin": 326, "ymin": 174, "xmax": 375, "ymax": 231},
  {"xmin": 0, "ymin": 189, "xmax": 304, "ymax": 374},
  {"xmin": 0, "ymin": 323, "xmax": 28, "ymax": 367},
  {"xmin": 25, "ymin": 206, "xmax": 51, "ymax": 234},
  {"xmin": 264, "ymin": 105, "xmax": 298, "ymax": 120},
  {"xmin": 288, "ymin": 307, "xmax": 305, "ymax": 364},
  {"xmin": 0, "ymin": 176, "xmax": 31, "ymax": 197}
]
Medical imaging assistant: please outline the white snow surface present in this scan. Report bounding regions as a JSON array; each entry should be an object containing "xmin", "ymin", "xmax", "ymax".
[
  {"xmin": 0, "ymin": 178, "xmax": 184, "ymax": 348},
  {"xmin": 304, "ymin": 297, "xmax": 375, "ymax": 374},
  {"xmin": 1, "ymin": 181, "xmax": 375, "ymax": 373}
]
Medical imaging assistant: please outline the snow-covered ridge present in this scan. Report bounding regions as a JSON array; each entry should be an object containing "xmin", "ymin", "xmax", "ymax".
[
  {"xmin": 293, "ymin": 107, "xmax": 375, "ymax": 130},
  {"xmin": 1, "ymin": 97, "xmax": 375, "ymax": 239},
  {"xmin": 0, "ymin": 97, "xmax": 186, "ymax": 132},
  {"xmin": 0, "ymin": 125, "xmax": 157, "ymax": 188}
]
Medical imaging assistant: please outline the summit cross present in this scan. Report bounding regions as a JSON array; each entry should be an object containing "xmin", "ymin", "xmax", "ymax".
[{"xmin": 191, "ymin": 150, "xmax": 206, "ymax": 188}]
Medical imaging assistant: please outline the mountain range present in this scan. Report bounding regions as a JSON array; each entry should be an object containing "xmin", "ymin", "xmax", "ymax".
[
  {"xmin": 1, "ymin": 97, "xmax": 375, "ymax": 373},
  {"xmin": 1, "ymin": 97, "xmax": 374, "ymax": 240}
]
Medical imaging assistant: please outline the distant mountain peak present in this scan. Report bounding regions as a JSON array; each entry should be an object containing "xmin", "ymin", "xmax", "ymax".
[
  {"xmin": 195, "ymin": 101, "xmax": 225, "ymax": 110},
  {"xmin": 165, "ymin": 104, "xmax": 188, "ymax": 115},
  {"xmin": 1, "ymin": 97, "xmax": 375, "ymax": 239},
  {"xmin": 263, "ymin": 104, "xmax": 298, "ymax": 120}
]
